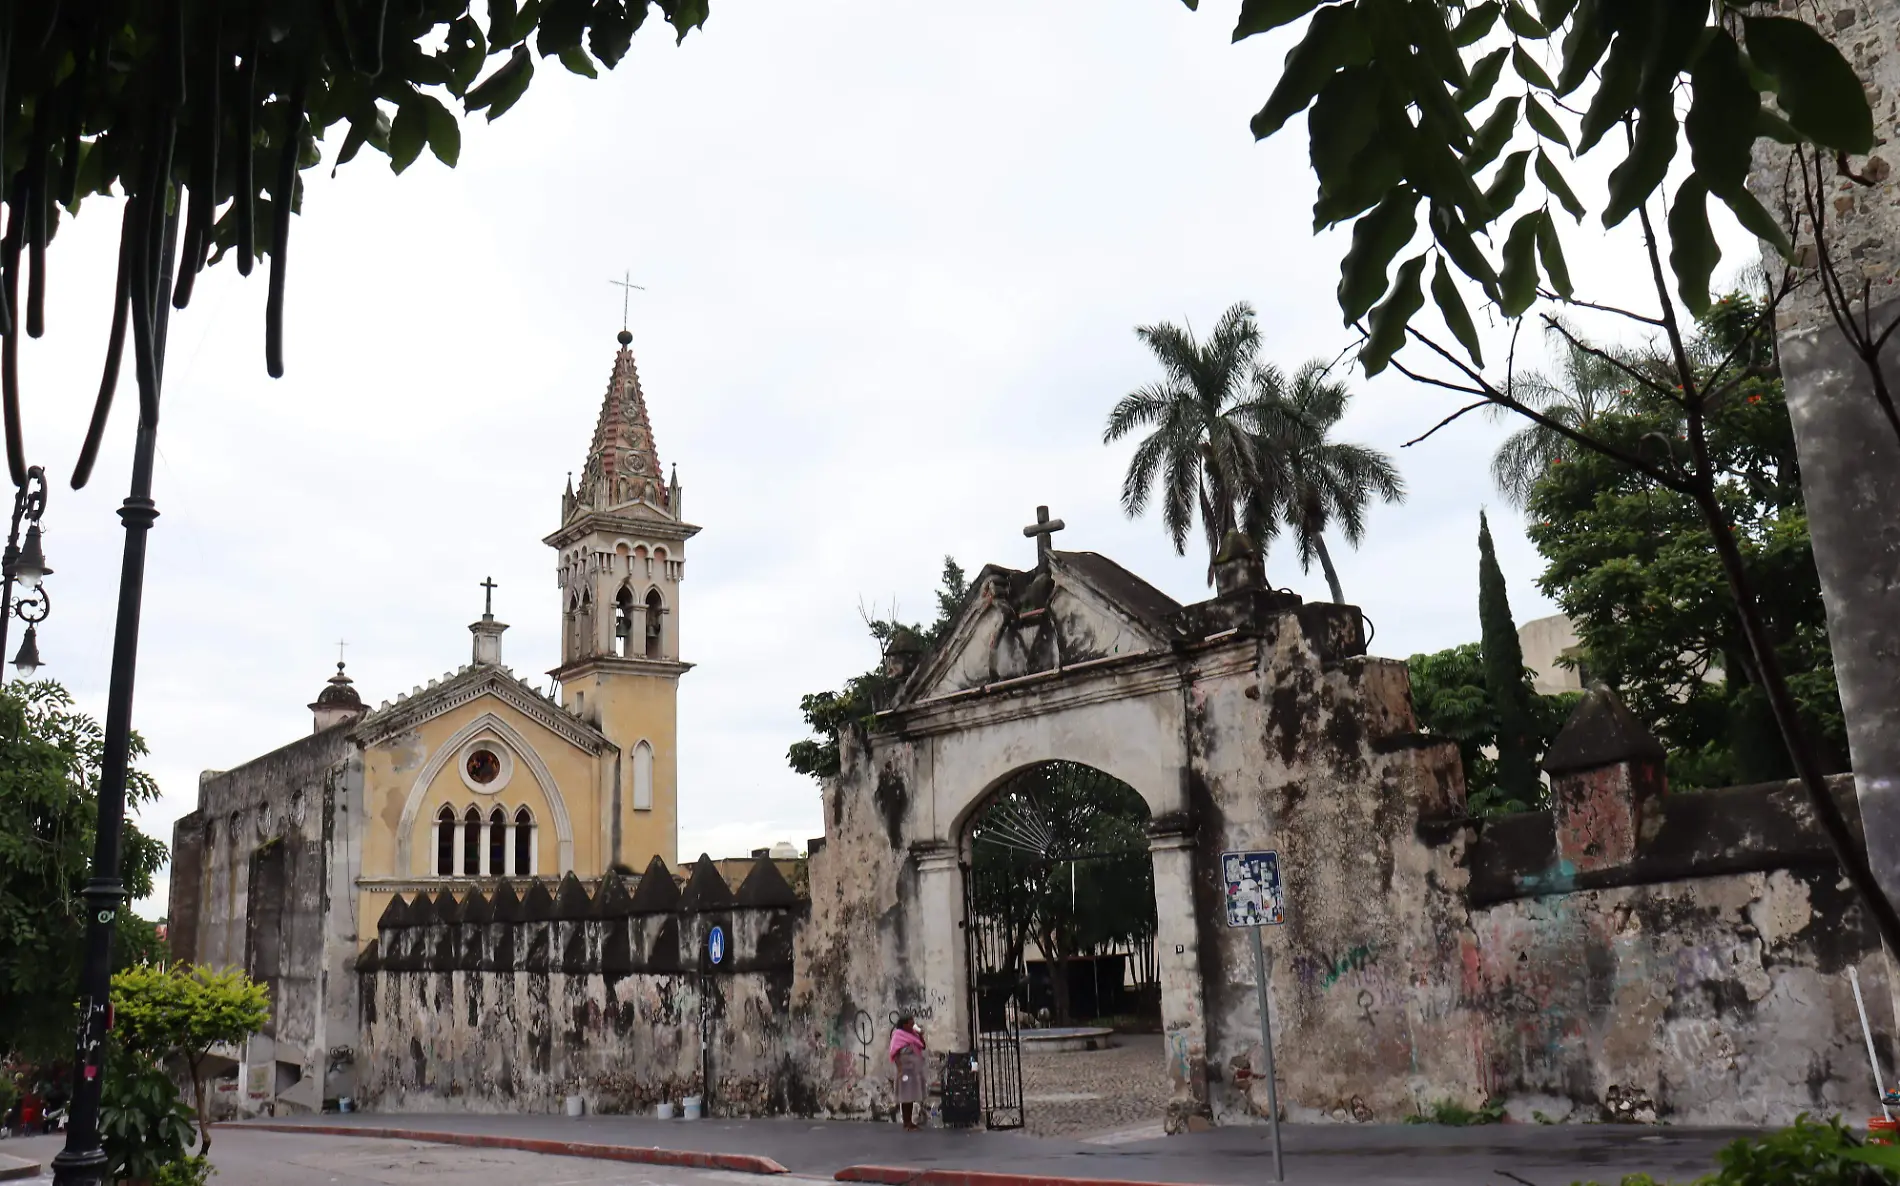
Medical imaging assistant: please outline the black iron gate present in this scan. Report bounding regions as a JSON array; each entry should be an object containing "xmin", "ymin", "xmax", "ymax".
[{"xmin": 961, "ymin": 860, "xmax": 1024, "ymax": 1130}]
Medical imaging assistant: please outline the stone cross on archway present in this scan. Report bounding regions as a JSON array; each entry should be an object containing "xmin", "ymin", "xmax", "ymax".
[{"xmin": 1022, "ymin": 506, "xmax": 1065, "ymax": 567}]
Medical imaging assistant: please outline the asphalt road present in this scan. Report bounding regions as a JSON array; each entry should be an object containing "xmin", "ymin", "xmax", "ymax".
[{"xmin": 0, "ymin": 1131, "xmax": 769, "ymax": 1186}]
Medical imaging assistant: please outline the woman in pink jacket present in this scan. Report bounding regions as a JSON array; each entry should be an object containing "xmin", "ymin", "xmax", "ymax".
[{"xmin": 888, "ymin": 1015, "xmax": 926, "ymax": 1130}]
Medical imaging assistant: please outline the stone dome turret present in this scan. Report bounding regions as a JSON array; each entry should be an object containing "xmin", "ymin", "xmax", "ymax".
[{"xmin": 310, "ymin": 662, "xmax": 367, "ymax": 733}]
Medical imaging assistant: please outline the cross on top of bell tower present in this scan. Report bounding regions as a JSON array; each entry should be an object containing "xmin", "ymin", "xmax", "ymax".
[{"xmin": 1023, "ymin": 505, "xmax": 1065, "ymax": 568}]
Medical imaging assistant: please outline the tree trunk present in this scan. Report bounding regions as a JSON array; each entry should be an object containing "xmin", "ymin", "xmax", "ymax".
[
  {"xmin": 1749, "ymin": 0, "xmax": 1900, "ymax": 917},
  {"xmin": 1313, "ymin": 534, "xmax": 1345, "ymax": 604}
]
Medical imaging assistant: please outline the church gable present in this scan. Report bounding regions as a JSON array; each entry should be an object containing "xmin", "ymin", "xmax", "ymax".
[
  {"xmin": 895, "ymin": 552, "xmax": 1181, "ymax": 705},
  {"xmin": 354, "ymin": 664, "xmax": 610, "ymax": 757}
]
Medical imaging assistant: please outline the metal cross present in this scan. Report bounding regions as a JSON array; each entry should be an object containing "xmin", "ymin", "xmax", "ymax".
[
  {"xmin": 337, "ymin": 639, "xmax": 347, "ymax": 666},
  {"xmin": 481, "ymin": 576, "xmax": 498, "ymax": 617},
  {"xmin": 609, "ymin": 271, "xmax": 646, "ymax": 331},
  {"xmin": 1022, "ymin": 505, "xmax": 1065, "ymax": 566}
]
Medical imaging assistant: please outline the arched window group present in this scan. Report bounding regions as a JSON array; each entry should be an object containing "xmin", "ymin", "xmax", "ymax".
[{"xmin": 434, "ymin": 803, "xmax": 537, "ymax": 877}]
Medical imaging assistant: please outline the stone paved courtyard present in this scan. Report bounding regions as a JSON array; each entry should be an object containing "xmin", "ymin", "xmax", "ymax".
[{"xmin": 1018, "ymin": 1032, "xmax": 1172, "ymax": 1139}]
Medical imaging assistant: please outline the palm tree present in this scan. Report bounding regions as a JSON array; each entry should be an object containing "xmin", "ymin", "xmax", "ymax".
[
  {"xmin": 1245, "ymin": 360, "xmax": 1404, "ymax": 604},
  {"xmin": 1104, "ymin": 303, "xmax": 1277, "ymax": 580},
  {"xmin": 1489, "ymin": 328, "xmax": 1636, "ymax": 507}
]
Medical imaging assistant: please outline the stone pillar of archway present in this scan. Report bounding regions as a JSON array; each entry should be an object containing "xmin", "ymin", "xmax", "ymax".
[
  {"xmin": 913, "ymin": 840, "xmax": 970, "ymax": 1050},
  {"xmin": 1149, "ymin": 824, "xmax": 1209, "ymax": 1128}
]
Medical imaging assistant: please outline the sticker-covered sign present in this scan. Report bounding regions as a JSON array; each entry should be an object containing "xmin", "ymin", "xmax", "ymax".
[
  {"xmin": 1221, "ymin": 850, "xmax": 1285, "ymax": 927},
  {"xmin": 708, "ymin": 924, "xmax": 726, "ymax": 966}
]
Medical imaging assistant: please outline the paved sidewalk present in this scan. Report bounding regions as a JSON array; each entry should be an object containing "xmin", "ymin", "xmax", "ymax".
[{"xmin": 231, "ymin": 1111, "xmax": 1765, "ymax": 1185}]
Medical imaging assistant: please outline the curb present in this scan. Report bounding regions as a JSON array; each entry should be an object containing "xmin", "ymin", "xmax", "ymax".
[
  {"xmin": 0, "ymin": 1155, "xmax": 41, "ymax": 1183},
  {"xmin": 222, "ymin": 1123, "xmax": 789, "ymax": 1175},
  {"xmin": 835, "ymin": 1170, "xmax": 1208, "ymax": 1186}
]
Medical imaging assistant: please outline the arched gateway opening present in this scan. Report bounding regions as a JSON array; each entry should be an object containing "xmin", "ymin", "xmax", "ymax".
[{"xmin": 960, "ymin": 761, "xmax": 1163, "ymax": 1134}]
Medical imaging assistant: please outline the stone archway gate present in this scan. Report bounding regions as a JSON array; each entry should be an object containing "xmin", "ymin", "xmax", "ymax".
[{"xmin": 796, "ymin": 540, "xmax": 1470, "ymax": 1130}]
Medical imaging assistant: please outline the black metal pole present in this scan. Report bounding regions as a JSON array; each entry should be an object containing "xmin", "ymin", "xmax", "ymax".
[{"xmin": 50, "ymin": 206, "xmax": 176, "ymax": 1186}]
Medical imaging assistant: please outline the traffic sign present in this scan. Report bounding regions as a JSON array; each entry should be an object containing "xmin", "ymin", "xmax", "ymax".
[{"xmin": 708, "ymin": 924, "xmax": 726, "ymax": 966}]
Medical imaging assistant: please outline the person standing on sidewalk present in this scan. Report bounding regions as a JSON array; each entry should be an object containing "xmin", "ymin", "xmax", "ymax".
[{"xmin": 889, "ymin": 1016, "xmax": 926, "ymax": 1131}]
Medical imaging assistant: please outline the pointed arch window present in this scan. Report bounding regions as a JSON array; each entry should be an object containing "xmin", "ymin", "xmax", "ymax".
[
  {"xmin": 436, "ymin": 805, "xmax": 457, "ymax": 876},
  {"xmin": 633, "ymin": 741, "xmax": 654, "ymax": 812},
  {"xmin": 462, "ymin": 806, "xmax": 482, "ymax": 875},
  {"xmin": 514, "ymin": 806, "xmax": 536, "ymax": 876},
  {"xmin": 489, "ymin": 807, "xmax": 508, "ymax": 876},
  {"xmin": 645, "ymin": 588, "xmax": 665, "ymax": 659}
]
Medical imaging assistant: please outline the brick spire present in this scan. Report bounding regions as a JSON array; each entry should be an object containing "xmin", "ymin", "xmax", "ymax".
[{"xmin": 575, "ymin": 330, "xmax": 669, "ymax": 519}]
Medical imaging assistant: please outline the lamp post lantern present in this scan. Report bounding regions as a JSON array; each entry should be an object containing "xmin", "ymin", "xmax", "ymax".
[{"xmin": 1, "ymin": 464, "xmax": 52, "ymax": 681}]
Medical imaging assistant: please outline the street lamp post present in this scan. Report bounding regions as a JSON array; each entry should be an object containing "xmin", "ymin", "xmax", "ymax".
[
  {"xmin": 0, "ymin": 464, "xmax": 52, "ymax": 679},
  {"xmin": 49, "ymin": 208, "xmax": 178, "ymax": 1186}
]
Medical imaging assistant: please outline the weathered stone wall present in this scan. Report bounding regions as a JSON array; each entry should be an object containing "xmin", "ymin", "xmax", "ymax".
[
  {"xmin": 169, "ymin": 724, "xmax": 363, "ymax": 1113},
  {"xmin": 355, "ymin": 857, "xmax": 817, "ymax": 1115}
]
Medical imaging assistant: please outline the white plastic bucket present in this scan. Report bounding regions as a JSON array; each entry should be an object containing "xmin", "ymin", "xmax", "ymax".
[
  {"xmin": 564, "ymin": 1094, "xmax": 584, "ymax": 1117},
  {"xmin": 656, "ymin": 1102, "xmax": 675, "ymax": 1119},
  {"xmin": 682, "ymin": 1096, "xmax": 703, "ymax": 1120}
]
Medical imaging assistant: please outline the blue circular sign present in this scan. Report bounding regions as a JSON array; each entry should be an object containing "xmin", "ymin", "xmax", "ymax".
[{"xmin": 708, "ymin": 925, "xmax": 726, "ymax": 966}]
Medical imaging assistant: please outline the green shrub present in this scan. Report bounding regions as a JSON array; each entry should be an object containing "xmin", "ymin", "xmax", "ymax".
[
  {"xmin": 1575, "ymin": 1116, "xmax": 1899, "ymax": 1186},
  {"xmin": 100, "ymin": 1053, "xmax": 195, "ymax": 1183},
  {"xmin": 1405, "ymin": 1096, "xmax": 1506, "ymax": 1126}
]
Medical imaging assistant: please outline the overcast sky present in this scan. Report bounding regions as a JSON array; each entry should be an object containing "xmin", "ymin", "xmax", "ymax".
[{"xmin": 14, "ymin": 1, "xmax": 1755, "ymax": 915}]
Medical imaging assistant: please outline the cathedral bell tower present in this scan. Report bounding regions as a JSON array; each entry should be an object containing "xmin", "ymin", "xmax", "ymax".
[{"xmin": 544, "ymin": 328, "xmax": 697, "ymax": 868}]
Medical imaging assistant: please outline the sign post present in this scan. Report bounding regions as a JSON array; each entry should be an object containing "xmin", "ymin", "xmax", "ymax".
[{"xmin": 1222, "ymin": 850, "xmax": 1286, "ymax": 1183}]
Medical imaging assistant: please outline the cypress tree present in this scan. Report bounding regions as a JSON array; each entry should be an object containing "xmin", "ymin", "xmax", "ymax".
[{"xmin": 1478, "ymin": 511, "xmax": 1540, "ymax": 804}]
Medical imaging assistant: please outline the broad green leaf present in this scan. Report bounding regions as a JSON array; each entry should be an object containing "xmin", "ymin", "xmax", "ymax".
[
  {"xmin": 590, "ymin": 0, "xmax": 649, "ymax": 67},
  {"xmin": 1405, "ymin": 137, "xmax": 1492, "ymax": 226},
  {"xmin": 1252, "ymin": 5, "xmax": 1371, "ymax": 139},
  {"xmin": 1555, "ymin": 0, "xmax": 1610, "ymax": 96},
  {"xmin": 1536, "ymin": 0, "xmax": 1577, "ymax": 27},
  {"xmin": 1467, "ymin": 96, "xmax": 1521, "ymax": 171},
  {"xmin": 1843, "ymin": 1147, "xmax": 1900, "ymax": 1172},
  {"xmin": 1309, "ymin": 67, "xmax": 1383, "ymax": 185},
  {"xmin": 1718, "ymin": 185, "xmax": 1792, "ymax": 257},
  {"xmin": 558, "ymin": 44, "xmax": 598, "ymax": 77},
  {"xmin": 1755, "ymin": 108, "xmax": 1802, "ymax": 145},
  {"xmin": 1456, "ymin": 47, "xmax": 1508, "ymax": 111},
  {"xmin": 1512, "ymin": 44, "xmax": 1554, "ymax": 91},
  {"xmin": 1744, "ymin": 16, "xmax": 1875, "ymax": 154},
  {"xmin": 537, "ymin": 0, "xmax": 592, "ymax": 57},
  {"xmin": 1576, "ymin": 29, "xmax": 1640, "ymax": 150},
  {"xmin": 419, "ymin": 94, "xmax": 461, "ymax": 166},
  {"xmin": 1430, "ymin": 202, "xmax": 1502, "ymax": 297},
  {"xmin": 1685, "ymin": 32, "xmax": 1755, "ymax": 198},
  {"xmin": 1502, "ymin": 2, "xmax": 1548, "ymax": 40},
  {"xmin": 488, "ymin": 0, "xmax": 521, "ymax": 46},
  {"xmin": 1602, "ymin": 98, "xmax": 1677, "ymax": 227},
  {"xmin": 465, "ymin": 44, "xmax": 536, "ymax": 120},
  {"xmin": 1313, "ymin": 133, "xmax": 1406, "ymax": 228},
  {"xmin": 1535, "ymin": 149, "xmax": 1584, "ymax": 220},
  {"xmin": 1234, "ymin": 0, "xmax": 1324, "ymax": 42},
  {"xmin": 1533, "ymin": 209, "xmax": 1571, "ymax": 299},
  {"xmin": 664, "ymin": 0, "xmax": 711, "ymax": 42},
  {"xmin": 1431, "ymin": 256, "xmax": 1483, "ymax": 365},
  {"xmin": 1484, "ymin": 149, "xmax": 1531, "ymax": 213},
  {"xmin": 388, "ymin": 98, "xmax": 427, "ymax": 174},
  {"xmin": 1524, "ymin": 96, "xmax": 1569, "ymax": 149},
  {"xmin": 1404, "ymin": 0, "xmax": 1471, "ymax": 90},
  {"xmin": 1361, "ymin": 252, "xmax": 1428, "ymax": 377},
  {"xmin": 1499, "ymin": 210, "xmax": 1541, "ymax": 315},
  {"xmin": 1666, "ymin": 178, "xmax": 1717, "ymax": 315},
  {"xmin": 1452, "ymin": 2, "xmax": 1501, "ymax": 47},
  {"xmin": 1339, "ymin": 186, "xmax": 1422, "ymax": 323}
]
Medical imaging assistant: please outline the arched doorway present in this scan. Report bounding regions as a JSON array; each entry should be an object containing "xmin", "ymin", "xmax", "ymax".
[{"xmin": 961, "ymin": 761, "xmax": 1161, "ymax": 1134}]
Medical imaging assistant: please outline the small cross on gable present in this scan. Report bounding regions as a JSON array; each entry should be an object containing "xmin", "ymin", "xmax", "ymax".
[
  {"xmin": 1022, "ymin": 505, "xmax": 1065, "ymax": 567},
  {"xmin": 481, "ymin": 576, "xmax": 498, "ymax": 617}
]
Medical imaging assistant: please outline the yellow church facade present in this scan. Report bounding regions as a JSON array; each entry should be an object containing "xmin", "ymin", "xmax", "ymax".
[{"xmin": 167, "ymin": 330, "xmax": 694, "ymax": 1112}]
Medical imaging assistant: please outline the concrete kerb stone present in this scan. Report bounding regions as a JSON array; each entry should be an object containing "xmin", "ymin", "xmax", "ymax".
[
  {"xmin": 835, "ymin": 1169, "xmax": 1212, "ymax": 1186},
  {"xmin": 0, "ymin": 1153, "xmax": 41, "ymax": 1182},
  {"xmin": 221, "ymin": 1122, "xmax": 790, "ymax": 1175}
]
